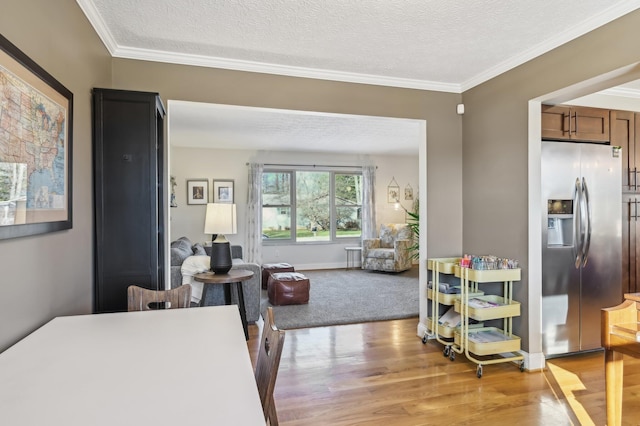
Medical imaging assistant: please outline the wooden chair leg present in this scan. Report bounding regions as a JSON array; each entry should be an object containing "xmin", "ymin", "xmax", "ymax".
[
  {"xmin": 605, "ymin": 348, "xmax": 624, "ymax": 426},
  {"xmin": 267, "ymin": 397, "xmax": 279, "ymax": 426}
]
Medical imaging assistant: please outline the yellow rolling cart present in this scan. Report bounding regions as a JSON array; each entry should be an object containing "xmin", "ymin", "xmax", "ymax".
[
  {"xmin": 455, "ymin": 265, "xmax": 524, "ymax": 378},
  {"xmin": 424, "ymin": 258, "xmax": 484, "ymax": 361}
]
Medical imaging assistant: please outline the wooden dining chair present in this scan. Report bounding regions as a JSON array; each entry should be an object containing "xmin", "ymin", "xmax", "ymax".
[
  {"xmin": 127, "ymin": 284, "xmax": 192, "ymax": 311},
  {"xmin": 255, "ymin": 307, "xmax": 286, "ymax": 425}
]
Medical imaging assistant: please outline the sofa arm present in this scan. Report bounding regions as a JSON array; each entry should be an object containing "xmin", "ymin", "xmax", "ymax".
[
  {"xmin": 394, "ymin": 239, "xmax": 413, "ymax": 271},
  {"xmin": 395, "ymin": 239, "xmax": 412, "ymax": 251},
  {"xmin": 362, "ymin": 238, "xmax": 380, "ymax": 257}
]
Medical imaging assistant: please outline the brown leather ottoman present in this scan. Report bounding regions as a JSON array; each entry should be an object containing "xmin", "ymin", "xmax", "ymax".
[
  {"xmin": 261, "ymin": 263, "xmax": 295, "ymax": 289},
  {"xmin": 267, "ymin": 272, "xmax": 310, "ymax": 306}
]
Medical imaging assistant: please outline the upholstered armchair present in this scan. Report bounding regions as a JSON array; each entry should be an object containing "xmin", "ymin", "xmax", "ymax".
[{"xmin": 362, "ymin": 223, "xmax": 413, "ymax": 272}]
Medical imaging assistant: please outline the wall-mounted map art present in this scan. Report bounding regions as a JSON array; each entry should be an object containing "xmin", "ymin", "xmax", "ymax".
[{"xmin": 0, "ymin": 33, "xmax": 73, "ymax": 240}]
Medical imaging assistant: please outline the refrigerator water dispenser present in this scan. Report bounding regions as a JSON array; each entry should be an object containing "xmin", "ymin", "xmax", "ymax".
[{"xmin": 547, "ymin": 199, "xmax": 573, "ymax": 247}]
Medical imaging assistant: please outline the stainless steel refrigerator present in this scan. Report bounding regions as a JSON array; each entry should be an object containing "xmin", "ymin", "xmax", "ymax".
[{"xmin": 541, "ymin": 141, "xmax": 622, "ymax": 357}]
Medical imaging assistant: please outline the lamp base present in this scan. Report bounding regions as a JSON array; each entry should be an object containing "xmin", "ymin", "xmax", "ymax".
[{"xmin": 209, "ymin": 237, "xmax": 232, "ymax": 274}]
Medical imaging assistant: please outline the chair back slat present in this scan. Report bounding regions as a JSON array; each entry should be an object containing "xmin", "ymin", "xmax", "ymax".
[
  {"xmin": 127, "ymin": 284, "xmax": 192, "ymax": 311},
  {"xmin": 255, "ymin": 307, "xmax": 285, "ymax": 425}
]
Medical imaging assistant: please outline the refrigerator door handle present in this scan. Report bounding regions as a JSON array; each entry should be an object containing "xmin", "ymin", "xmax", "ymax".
[
  {"xmin": 581, "ymin": 177, "xmax": 592, "ymax": 267},
  {"xmin": 573, "ymin": 177, "xmax": 582, "ymax": 268}
]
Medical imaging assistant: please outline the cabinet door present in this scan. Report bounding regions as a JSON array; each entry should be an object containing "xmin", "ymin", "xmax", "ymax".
[
  {"xmin": 636, "ymin": 113, "xmax": 640, "ymax": 190},
  {"xmin": 611, "ymin": 110, "xmax": 635, "ymax": 191},
  {"xmin": 542, "ymin": 105, "xmax": 610, "ymax": 143},
  {"xmin": 541, "ymin": 105, "xmax": 571, "ymax": 140},
  {"xmin": 572, "ymin": 106, "xmax": 610, "ymax": 143},
  {"xmin": 622, "ymin": 196, "xmax": 639, "ymax": 296},
  {"xmin": 93, "ymin": 89, "xmax": 166, "ymax": 313}
]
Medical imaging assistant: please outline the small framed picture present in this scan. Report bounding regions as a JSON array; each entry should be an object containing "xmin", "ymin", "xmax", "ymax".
[
  {"xmin": 387, "ymin": 185, "xmax": 399, "ymax": 203},
  {"xmin": 404, "ymin": 184, "xmax": 413, "ymax": 201},
  {"xmin": 187, "ymin": 179, "xmax": 208, "ymax": 205},
  {"xmin": 213, "ymin": 179, "xmax": 234, "ymax": 203}
]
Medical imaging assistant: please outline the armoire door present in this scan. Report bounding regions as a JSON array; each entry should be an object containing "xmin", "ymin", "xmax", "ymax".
[{"xmin": 93, "ymin": 88, "xmax": 165, "ymax": 313}]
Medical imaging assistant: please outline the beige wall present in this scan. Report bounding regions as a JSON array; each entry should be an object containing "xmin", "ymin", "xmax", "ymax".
[
  {"xmin": 0, "ymin": 0, "xmax": 111, "ymax": 351},
  {"xmin": 110, "ymin": 59, "xmax": 464, "ymax": 260},
  {"xmin": 170, "ymin": 147, "xmax": 419, "ymax": 269},
  {"xmin": 0, "ymin": 1, "xmax": 461, "ymax": 351},
  {"xmin": 10, "ymin": 0, "xmax": 636, "ymax": 355},
  {"xmin": 462, "ymin": 9, "xmax": 640, "ymax": 352}
]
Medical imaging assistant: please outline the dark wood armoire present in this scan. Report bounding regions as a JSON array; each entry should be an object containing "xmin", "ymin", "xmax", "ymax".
[{"xmin": 93, "ymin": 88, "xmax": 165, "ymax": 313}]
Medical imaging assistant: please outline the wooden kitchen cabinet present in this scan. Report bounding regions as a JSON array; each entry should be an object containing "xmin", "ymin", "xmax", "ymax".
[
  {"xmin": 542, "ymin": 105, "xmax": 610, "ymax": 143},
  {"xmin": 622, "ymin": 195, "xmax": 640, "ymax": 295},
  {"xmin": 615, "ymin": 111, "xmax": 640, "ymax": 297},
  {"xmin": 611, "ymin": 110, "xmax": 637, "ymax": 191}
]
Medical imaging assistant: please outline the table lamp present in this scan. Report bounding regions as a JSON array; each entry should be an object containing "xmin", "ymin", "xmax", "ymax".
[{"xmin": 204, "ymin": 203, "xmax": 237, "ymax": 274}]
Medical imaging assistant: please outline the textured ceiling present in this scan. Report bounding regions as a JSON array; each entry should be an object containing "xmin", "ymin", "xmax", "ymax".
[
  {"xmin": 78, "ymin": 0, "xmax": 640, "ymax": 92},
  {"xmin": 168, "ymin": 101, "xmax": 424, "ymax": 155},
  {"xmin": 77, "ymin": 0, "xmax": 640, "ymax": 154}
]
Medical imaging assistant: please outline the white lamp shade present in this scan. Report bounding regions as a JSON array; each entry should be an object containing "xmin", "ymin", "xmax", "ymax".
[{"xmin": 204, "ymin": 203, "xmax": 237, "ymax": 235}]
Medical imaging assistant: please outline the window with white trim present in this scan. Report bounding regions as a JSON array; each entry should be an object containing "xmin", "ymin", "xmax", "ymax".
[{"xmin": 261, "ymin": 169, "xmax": 362, "ymax": 243}]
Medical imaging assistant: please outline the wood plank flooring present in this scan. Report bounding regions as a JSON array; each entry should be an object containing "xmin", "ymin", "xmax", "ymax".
[{"xmin": 247, "ymin": 318, "xmax": 640, "ymax": 425}]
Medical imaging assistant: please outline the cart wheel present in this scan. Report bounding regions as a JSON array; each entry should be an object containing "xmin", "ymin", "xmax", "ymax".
[
  {"xmin": 520, "ymin": 361, "xmax": 525, "ymax": 372},
  {"xmin": 449, "ymin": 351, "xmax": 455, "ymax": 362},
  {"xmin": 476, "ymin": 365, "xmax": 483, "ymax": 378},
  {"xmin": 422, "ymin": 334, "xmax": 428, "ymax": 344},
  {"xmin": 443, "ymin": 346, "xmax": 450, "ymax": 358}
]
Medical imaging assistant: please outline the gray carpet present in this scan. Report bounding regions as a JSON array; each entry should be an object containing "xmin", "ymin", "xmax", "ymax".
[{"xmin": 260, "ymin": 267, "xmax": 419, "ymax": 329}]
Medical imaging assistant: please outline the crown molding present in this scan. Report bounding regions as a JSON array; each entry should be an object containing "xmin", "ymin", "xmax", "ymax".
[
  {"xmin": 460, "ymin": 1, "xmax": 640, "ymax": 92},
  {"xmin": 599, "ymin": 86, "xmax": 640, "ymax": 99},
  {"xmin": 76, "ymin": 0, "xmax": 118, "ymax": 54},
  {"xmin": 112, "ymin": 45, "xmax": 461, "ymax": 93},
  {"xmin": 78, "ymin": 0, "xmax": 640, "ymax": 94}
]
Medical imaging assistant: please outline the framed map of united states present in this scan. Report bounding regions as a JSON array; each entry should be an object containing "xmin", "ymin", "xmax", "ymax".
[{"xmin": 0, "ymin": 33, "xmax": 73, "ymax": 240}]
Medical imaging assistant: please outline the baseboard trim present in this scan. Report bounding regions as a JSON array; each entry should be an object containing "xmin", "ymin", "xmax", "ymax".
[{"xmin": 417, "ymin": 321, "xmax": 429, "ymax": 340}]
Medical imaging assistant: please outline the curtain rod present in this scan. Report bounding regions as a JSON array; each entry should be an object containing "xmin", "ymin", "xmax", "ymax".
[{"xmin": 246, "ymin": 163, "xmax": 376, "ymax": 169}]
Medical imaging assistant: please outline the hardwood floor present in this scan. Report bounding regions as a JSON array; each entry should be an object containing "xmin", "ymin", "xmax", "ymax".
[{"xmin": 247, "ymin": 317, "xmax": 640, "ymax": 425}]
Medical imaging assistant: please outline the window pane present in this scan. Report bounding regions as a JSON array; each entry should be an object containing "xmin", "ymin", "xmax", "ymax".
[
  {"xmin": 296, "ymin": 171, "xmax": 330, "ymax": 241},
  {"xmin": 335, "ymin": 174, "xmax": 362, "ymax": 205},
  {"xmin": 262, "ymin": 172, "xmax": 291, "ymax": 205},
  {"xmin": 336, "ymin": 206, "xmax": 361, "ymax": 238},
  {"xmin": 262, "ymin": 207, "xmax": 291, "ymax": 239}
]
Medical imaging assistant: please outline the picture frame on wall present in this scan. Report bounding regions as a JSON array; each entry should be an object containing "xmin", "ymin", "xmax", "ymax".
[
  {"xmin": 187, "ymin": 179, "xmax": 208, "ymax": 205},
  {"xmin": 404, "ymin": 184, "xmax": 413, "ymax": 201},
  {"xmin": 0, "ymin": 34, "xmax": 74, "ymax": 240},
  {"xmin": 213, "ymin": 179, "xmax": 234, "ymax": 203}
]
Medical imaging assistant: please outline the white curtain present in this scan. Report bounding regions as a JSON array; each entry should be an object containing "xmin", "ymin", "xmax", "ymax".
[
  {"xmin": 246, "ymin": 163, "xmax": 263, "ymax": 264},
  {"xmin": 361, "ymin": 165, "xmax": 377, "ymax": 240}
]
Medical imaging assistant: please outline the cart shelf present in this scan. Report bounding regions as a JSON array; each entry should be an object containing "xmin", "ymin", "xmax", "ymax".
[
  {"xmin": 428, "ymin": 317, "xmax": 486, "ymax": 339},
  {"xmin": 454, "ymin": 295, "xmax": 521, "ymax": 320},
  {"xmin": 455, "ymin": 266, "xmax": 521, "ymax": 282},
  {"xmin": 427, "ymin": 288, "xmax": 485, "ymax": 305},
  {"xmin": 455, "ymin": 327, "xmax": 521, "ymax": 356},
  {"xmin": 427, "ymin": 258, "xmax": 460, "ymax": 274},
  {"xmin": 427, "ymin": 317, "xmax": 456, "ymax": 338}
]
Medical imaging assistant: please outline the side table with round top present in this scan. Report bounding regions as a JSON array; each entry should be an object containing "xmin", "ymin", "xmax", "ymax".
[{"xmin": 193, "ymin": 269, "xmax": 254, "ymax": 340}]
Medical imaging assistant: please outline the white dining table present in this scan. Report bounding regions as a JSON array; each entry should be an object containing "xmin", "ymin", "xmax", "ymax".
[{"xmin": 0, "ymin": 305, "xmax": 265, "ymax": 425}]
